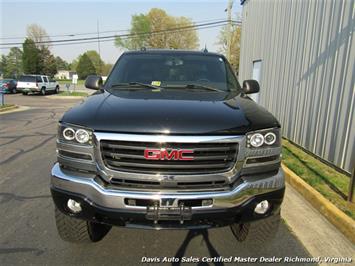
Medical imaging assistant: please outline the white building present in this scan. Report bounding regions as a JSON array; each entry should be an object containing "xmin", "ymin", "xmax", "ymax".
[{"xmin": 55, "ymin": 70, "xmax": 77, "ymax": 80}]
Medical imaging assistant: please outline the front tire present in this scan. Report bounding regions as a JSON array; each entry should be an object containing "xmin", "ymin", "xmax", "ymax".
[
  {"xmin": 54, "ymin": 208, "xmax": 111, "ymax": 243},
  {"xmin": 12, "ymin": 88, "xmax": 17, "ymax": 94},
  {"xmin": 55, "ymin": 86, "xmax": 59, "ymax": 94},
  {"xmin": 230, "ymin": 213, "xmax": 281, "ymax": 246}
]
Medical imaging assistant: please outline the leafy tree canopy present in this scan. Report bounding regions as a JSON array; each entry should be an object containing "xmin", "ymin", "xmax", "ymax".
[
  {"xmin": 216, "ymin": 25, "xmax": 241, "ymax": 73},
  {"xmin": 76, "ymin": 53, "xmax": 96, "ymax": 79},
  {"xmin": 115, "ymin": 8, "xmax": 199, "ymax": 50},
  {"xmin": 22, "ymin": 38, "xmax": 41, "ymax": 74},
  {"xmin": 55, "ymin": 56, "xmax": 69, "ymax": 70},
  {"xmin": 0, "ymin": 47, "xmax": 23, "ymax": 78}
]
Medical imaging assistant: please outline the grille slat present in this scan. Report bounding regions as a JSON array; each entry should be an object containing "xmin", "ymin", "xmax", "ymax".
[
  {"xmin": 100, "ymin": 140, "xmax": 238, "ymax": 175},
  {"xmin": 105, "ymin": 159, "xmax": 229, "ymax": 169}
]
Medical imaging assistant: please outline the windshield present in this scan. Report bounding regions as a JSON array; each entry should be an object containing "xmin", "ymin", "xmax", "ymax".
[
  {"xmin": 105, "ymin": 53, "xmax": 241, "ymax": 92},
  {"xmin": 18, "ymin": 75, "xmax": 36, "ymax": 82}
]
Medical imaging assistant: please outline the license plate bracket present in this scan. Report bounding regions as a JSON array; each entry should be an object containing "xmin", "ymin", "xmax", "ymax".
[{"xmin": 146, "ymin": 203, "xmax": 192, "ymax": 224}]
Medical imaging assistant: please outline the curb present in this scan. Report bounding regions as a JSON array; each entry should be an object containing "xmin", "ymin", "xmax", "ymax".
[
  {"xmin": 0, "ymin": 105, "xmax": 31, "ymax": 115},
  {"xmin": 45, "ymin": 95, "xmax": 86, "ymax": 100},
  {"xmin": 0, "ymin": 105, "xmax": 18, "ymax": 112},
  {"xmin": 282, "ymin": 164, "xmax": 355, "ymax": 244}
]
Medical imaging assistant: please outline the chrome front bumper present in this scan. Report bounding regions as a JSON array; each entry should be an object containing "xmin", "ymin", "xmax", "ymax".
[{"xmin": 51, "ymin": 163, "xmax": 284, "ymax": 211}]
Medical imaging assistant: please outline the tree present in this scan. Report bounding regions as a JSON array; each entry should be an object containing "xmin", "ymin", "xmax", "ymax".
[
  {"xmin": 217, "ymin": 25, "xmax": 241, "ymax": 73},
  {"xmin": 165, "ymin": 16, "xmax": 199, "ymax": 49},
  {"xmin": 22, "ymin": 38, "xmax": 41, "ymax": 74},
  {"xmin": 0, "ymin": 55, "xmax": 8, "ymax": 77},
  {"xmin": 115, "ymin": 8, "xmax": 198, "ymax": 50},
  {"xmin": 69, "ymin": 59, "xmax": 79, "ymax": 71},
  {"xmin": 39, "ymin": 47, "xmax": 57, "ymax": 77},
  {"xmin": 0, "ymin": 47, "xmax": 23, "ymax": 78},
  {"xmin": 55, "ymin": 56, "xmax": 69, "ymax": 70},
  {"xmin": 102, "ymin": 63, "xmax": 113, "ymax": 76},
  {"xmin": 85, "ymin": 50, "xmax": 104, "ymax": 74},
  {"xmin": 76, "ymin": 54, "xmax": 96, "ymax": 79},
  {"xmin": 115, "ymin": 14, "xmax": 151, "ymax": 50},
  {"xmin": 26, "ymin": 24, "xmax": 50, "ymax": 49}
]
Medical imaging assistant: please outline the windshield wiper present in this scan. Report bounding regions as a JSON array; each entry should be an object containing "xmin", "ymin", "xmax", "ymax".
[
  {"xmin": 109, "ymin": 82, "xmax": 161, "ymax": 90},
  {"xmin": 166, "ymin": 84, "xmax": 224, "ymax": 92}
]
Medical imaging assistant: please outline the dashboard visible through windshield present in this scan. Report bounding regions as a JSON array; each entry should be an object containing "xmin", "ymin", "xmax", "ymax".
[{"xmin": 105, "ymin": 52, "xmax": 241, "ymax": 92}]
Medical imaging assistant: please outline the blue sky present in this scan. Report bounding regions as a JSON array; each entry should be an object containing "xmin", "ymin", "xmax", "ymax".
[{"xmin": 0, "ymin": 0, "xmax": 242, "ymax": 64}]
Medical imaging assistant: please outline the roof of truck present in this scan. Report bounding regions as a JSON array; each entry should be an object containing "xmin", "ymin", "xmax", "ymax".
[{"xmin": 123, "ymin": 49, "xmax": 224, "ymax": 57}]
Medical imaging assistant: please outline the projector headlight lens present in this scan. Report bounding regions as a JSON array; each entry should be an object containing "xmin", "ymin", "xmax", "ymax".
[
  {"xmin": 264, "ymin": 132, "xmax": 276, "ymax": 145},
  {"xmin": 250, "ymin": 133, "xmax": 264, "ymax": 148},
  {"xmin": 75, "ymin": 129, "xmax": 90, "ymax": 144},
  {"xmin": 63, "ymin": 127, "xmax": 75, "ymax": 141}
]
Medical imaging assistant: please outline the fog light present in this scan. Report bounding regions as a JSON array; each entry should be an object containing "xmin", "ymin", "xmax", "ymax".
[
  {"xmin": 202, "ymin": 199, "xmax": 213, "ymax": 206},
  {"xmin": 67, "ymin": 199, "xmax": 82, "ymax": 213},
  {"xmin": 254, "ymin": 200, "xmax": 270, "ymax": 214},
  {"xmin": 127, "ymin": 199, "xmax": 136, "ymax": 206}
]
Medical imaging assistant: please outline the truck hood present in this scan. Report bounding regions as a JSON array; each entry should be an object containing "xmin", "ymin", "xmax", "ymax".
[{"xmin": 61, "ymin": 89, "xmax": 280, "ymax": 135}]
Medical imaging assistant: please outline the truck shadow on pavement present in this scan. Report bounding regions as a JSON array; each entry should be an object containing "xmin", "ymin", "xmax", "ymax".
[{"xmin": 173, "ymin": 229, "xmax": 223, "ymax": 266}]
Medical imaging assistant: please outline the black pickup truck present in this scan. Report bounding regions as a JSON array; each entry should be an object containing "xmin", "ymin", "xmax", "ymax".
[{"xmin": 51, "ymin": 49, "xmax": 284, "ymax": 245}]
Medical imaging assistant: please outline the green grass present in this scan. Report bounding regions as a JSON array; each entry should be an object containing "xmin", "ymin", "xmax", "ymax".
[
  {"xmin": 57, "ymin": 79, "xmax": 85, "ymax": 86},
  {"xmin": 57, "ymin": 91, "xmax": 88, "ymax": 97},
  {"xmin": 0, "ymin": 104, "xmax": 17, "ymax": 112},
  {"xmin": 0, "ymin": 103, "xmax": 15, "ymax": 109},
  {"xmin": 282, "ymin": 139, "xmax": 354, "ymax": 219}
]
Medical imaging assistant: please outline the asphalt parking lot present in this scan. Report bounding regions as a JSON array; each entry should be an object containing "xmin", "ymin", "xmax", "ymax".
[{"xmin": 0, "ymin": 94, "xmax": 315, "ymax": 266}]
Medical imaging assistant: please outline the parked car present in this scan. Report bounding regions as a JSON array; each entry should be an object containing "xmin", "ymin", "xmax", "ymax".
[
  {"xmin": 17, "ymin": 75, "xmax": 59, "ymax": 95},
  {"xmin": 0, "ymin": 79, "xmax": 17, "ymax": 94},
  {"xmin": 51, "ymin": 49, "xmax": 284, "ymax": 245}
]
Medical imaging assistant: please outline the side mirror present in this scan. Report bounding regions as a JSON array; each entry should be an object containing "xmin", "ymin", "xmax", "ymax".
[
  {"xmin": 85, "ymin": 75, "xmax": 103, "ymax": 90},
  {"xmin": 242, "ymin": 79, "xmax": 260, "ymax": 94}
]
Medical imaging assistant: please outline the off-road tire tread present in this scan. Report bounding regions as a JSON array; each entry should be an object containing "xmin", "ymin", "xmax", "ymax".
[
  {"xmin": 55, "ymin": 208, "xmax": 92, "ymax": 243},
  {"xmin": 230, "ymin": 213, "xmax": 281, "ymax": 245}
]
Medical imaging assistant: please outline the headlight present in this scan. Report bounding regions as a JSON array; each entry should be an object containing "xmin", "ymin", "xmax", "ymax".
[
  {"xmin": 63, "ymin": 127, "xmax": 76, "ymax": 140},
  {"xmin": 247, "ymin": 128, "xmax": 280, "ymax": 148},
  {"xmin": 250, "ymin": 133, "xmax": 264, "ymax": 147},
  {"xmin": 264, "ymin": 132, "xmax": 276, "ymax": 145},
  {"xmin": 59, "ymin": 124, "xmax": 93, "ymax": 145},
  {"xmin": 75, "ymin": 129, "xmax": 90, "ymax": 143}
]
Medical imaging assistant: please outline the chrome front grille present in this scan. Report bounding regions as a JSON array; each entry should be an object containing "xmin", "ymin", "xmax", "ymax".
[{"xmin": 100, "ymin": 140, "xmax": 238, "ymax": 175}]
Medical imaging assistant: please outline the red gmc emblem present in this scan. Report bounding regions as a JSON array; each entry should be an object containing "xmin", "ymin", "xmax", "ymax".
[{"xmin": 144, "ymin": 149, "xmax": 194, "ymax": 160}]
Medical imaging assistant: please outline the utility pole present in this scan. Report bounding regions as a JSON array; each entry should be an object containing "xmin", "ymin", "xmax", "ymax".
[
  {"xmin": 226, "ymin": 0, "xmax": 234, "ymax": 61},
  {"xmin": 97, "ymin": 19, "xmax": 102, "ymax": 75}
]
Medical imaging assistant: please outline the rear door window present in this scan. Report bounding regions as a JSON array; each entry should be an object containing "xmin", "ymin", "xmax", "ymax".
[
  {"xmin": 36, "ymin": 76, "xmax": 43, "ymax": 82},
  {"xmin": 43, "ymin": 76, "xmax": 48, "ymax": 82},
  {"xmin": 18, "ymin": 75, "xmax": 36, "ymax": 82}
]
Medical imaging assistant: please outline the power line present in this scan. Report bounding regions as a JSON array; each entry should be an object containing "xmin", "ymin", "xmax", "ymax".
[
  {"xmin": 0, "ymin": 18, "xmax": 232, "ymax": 40},
  {"xmin": 0, "ymin": 20, "xmax": 239, "ymax": 46},
  {"xmin": 0, "ymin": 22, "xmax": 235, "ymax": 49}
]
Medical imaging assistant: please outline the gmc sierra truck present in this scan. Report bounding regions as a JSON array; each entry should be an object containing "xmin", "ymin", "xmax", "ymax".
[{"xmin": 51, "ymin": 50, "xmax": 284, "ymax": 245}]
